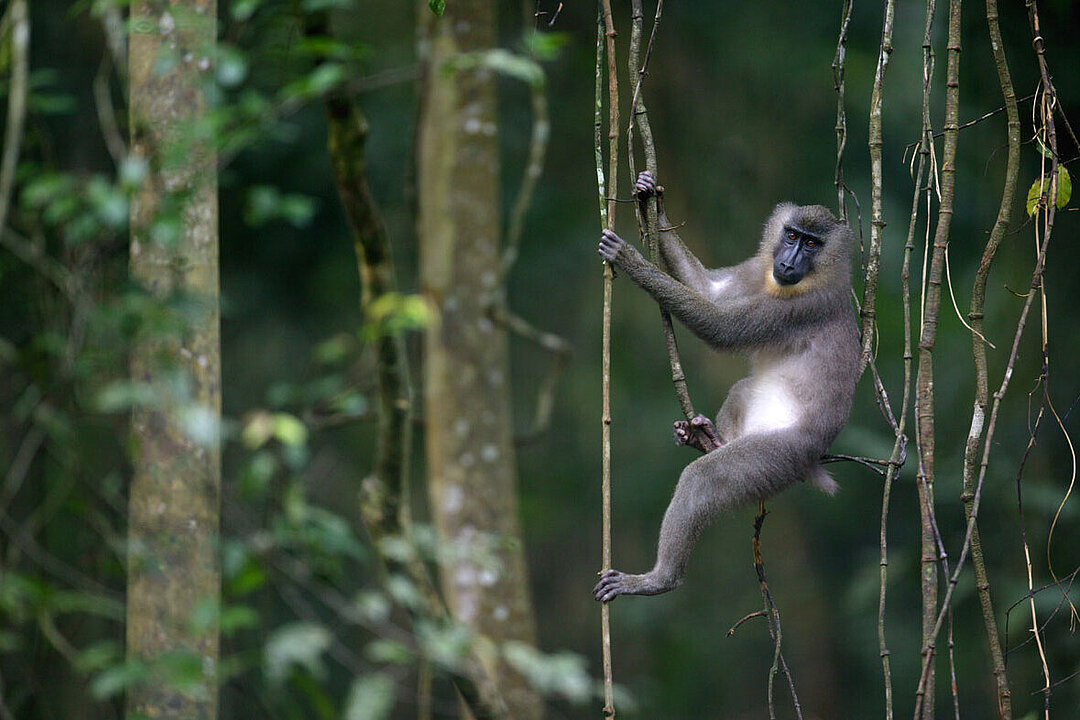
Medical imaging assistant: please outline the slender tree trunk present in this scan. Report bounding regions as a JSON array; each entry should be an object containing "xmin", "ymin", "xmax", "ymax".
[
  {"xmin": 126, "ymin": 2, "xmax": 220, "ymax": 718},
  {"xmin": 417, "ymin": 2, "xmax": 542, "ymax": 718}
]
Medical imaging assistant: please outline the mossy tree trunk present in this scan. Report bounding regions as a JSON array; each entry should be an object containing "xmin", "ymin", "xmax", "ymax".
[
  {"xmin": 126, "ymin": 1, "xmax": 220, "ymax": 718},
  {"xmin": 417, "ymin": 2, "xmax": 542, "ymax": 718}
]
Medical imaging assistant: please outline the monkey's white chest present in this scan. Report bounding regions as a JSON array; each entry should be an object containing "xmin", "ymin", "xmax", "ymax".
[{"xmin": 743, "ymin": 374, "xmax": 799, "ymax": 435}]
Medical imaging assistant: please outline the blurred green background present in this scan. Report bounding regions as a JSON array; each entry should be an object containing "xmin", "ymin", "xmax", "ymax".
[{"xmin": 4, "ymin": 0, "xmax": 1080, "ymax": 718}]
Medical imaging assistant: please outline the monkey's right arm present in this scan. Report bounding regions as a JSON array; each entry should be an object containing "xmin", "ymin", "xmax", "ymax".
[
  {"xmin": 599, "ymin": 229, "xmax": 818, "ymax": 349},
  {"xmin": 635, "ymin": 171, "xmax": 713, "ymax": 293}
]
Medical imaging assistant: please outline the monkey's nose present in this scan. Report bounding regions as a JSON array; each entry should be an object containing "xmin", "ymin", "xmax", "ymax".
[{"xmin": 774, "ymin": 268, "xmax": 802, "ymax": 286}]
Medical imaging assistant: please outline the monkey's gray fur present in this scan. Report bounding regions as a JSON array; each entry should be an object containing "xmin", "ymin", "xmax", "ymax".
[{"xmin": 593, "ymin": 171, "xmax": 859, "ymax": 602}]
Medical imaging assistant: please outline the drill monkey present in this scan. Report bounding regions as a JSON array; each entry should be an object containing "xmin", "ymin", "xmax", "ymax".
[{"xmin": 594, "ymin": 171, "xmax": 859, "ymax": 601}]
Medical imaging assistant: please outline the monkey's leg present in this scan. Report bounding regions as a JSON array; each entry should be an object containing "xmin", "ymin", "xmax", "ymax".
[
  {"xmin": 594, "ymin": 434, "xmax": 812, "ymax": 602},
  {"xmin": 673, "ymin": 414, "xmax": 723, "ymax": 453}
]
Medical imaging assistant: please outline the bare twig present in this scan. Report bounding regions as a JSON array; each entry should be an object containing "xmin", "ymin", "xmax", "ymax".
[
  {"xmin": 350, "ymin": 65, "xmax": 420, "ymax": 94},
  {"xmin": 0, "ymin": 426, "xmax": 46, "ymax": 521},
  {"xmin": 595, "ymin": 2, "xmax": 618, "ymax": 714},
  {"xmin": 94, "ymin": 54, "xmax": 128, "ymax": 166},
  {"xmin": 488, "ymin": 305, "xmax": 572, "ymax": 444},
  {"xmin": 0, "ymin": 229, "xmax": 73, "ymax": 297},
  {"xmin": 500, "ymin": 24, "xmax": 551, "ymax": 280},
  {"xmin": 821, "ymin": 452, "xmax": 902, "ymax": 476},
  {"xmin": 859, "ymin": 0, "xmax": 896, "ymax": 372},
  {"xmin": 955, "ymin": 0, "xmax": 1022, "ymax": 715},
  {"xmin": 1018, "ymin": 4, "xmax": 1061, "ymax": 715},
  {"xmin": 0, "ymin": 512, "xmax": 121, "ymax": 601},
  {"xmin": 727, "ymin": 610, "xmax": 768, "ymax": 636},
  {"xmin": 832, "ymin": 0, "xmax": 853, "ymax": 220},
  {"xmin": 912, "ymin": 0, "xmax": 961, "ymax": 715},
  {"xmin": 752, "ymin": 504, "xmax": 803, "ymax": 720}
]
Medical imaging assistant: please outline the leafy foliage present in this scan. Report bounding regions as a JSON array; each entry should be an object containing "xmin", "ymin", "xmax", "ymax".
[{"xmin": 1026, "ymin": 164, "xmax": 1072, "ymax": 215}]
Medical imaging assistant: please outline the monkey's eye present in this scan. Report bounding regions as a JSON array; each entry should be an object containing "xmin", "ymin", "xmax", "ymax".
[
  {"xmin": 786, "ymin": 231, "xmax": 797, "ymax": 242},
  {"xmin": 804, "ymin": 239, "xmax": 817, "ymax": 248}
]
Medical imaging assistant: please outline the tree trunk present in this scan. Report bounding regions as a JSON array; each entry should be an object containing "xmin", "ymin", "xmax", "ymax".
[
  {"xmin": 417, "ymin": 2, "xmax": 542, "ymax": 718},
  {"xmin": 126, "ymin": 1, "xmax": 220, "ymax": 718}
]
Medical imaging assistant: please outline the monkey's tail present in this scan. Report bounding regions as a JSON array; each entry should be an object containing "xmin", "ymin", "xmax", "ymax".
[{"xmin": 808, "ymin": 466, "xmax": 840, "ymax": 495}]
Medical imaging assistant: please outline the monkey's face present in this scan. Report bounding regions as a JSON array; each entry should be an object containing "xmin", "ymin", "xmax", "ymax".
[
  {"xmin": 771, "ymin": 223, "xmax": 824, "ymax": 286},
  {"xmin": 761, "ymin": 204, "xmax": 851, "ymax": 298}
]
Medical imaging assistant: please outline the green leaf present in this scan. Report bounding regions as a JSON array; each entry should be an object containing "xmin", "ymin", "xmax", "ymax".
[
  {"xmin": 428, "ymin": 0, "xmax": 445, "ymax": 16},
  {"xmin": 352, "ymin": 591, "xmax": 391, "ymax": 623},
  {"xmin": 363, "ymin": 293, "xmax": 433, "ymax": 340},
  {"xmin": 502, "ymin": 641, "xmax": 592, "ymax": 703},
  {"xmin": 75, "ymin": 641, "xmax": 122, "ymax": 674},
  {"xmin": 278, "ymin": 194, "xmax": 317, "ymax": 227},
  {"xmin": 47, "ymin": 590, "xmax": 124, "ymax": 620},
  {"xmin": 118, "ymin": 155, "xmax": 149, "ymax": 191},
  {"xmin": 85, "ymin": 176, "xmax": 128, "ymax": 229},
  {"xmin": 227, "ymin": 562, "xmax": 269, "ymax": 597},
  {"xmin": 314, "ymin": 333, "xmax": 354, "ymax": 364},
  {"xmin": 220, "ymin": 605, "xmax": 260, "ymax": 633},
  {"xmin": 149, "ymin": 213, "xmax": 183, "ymax": 246},
  {"xmin": 273, "ymin": 412, "xmax": 308, "ymax": 447},
  {"xmin": 265, "ymin": 622, "xmax": 332, "ymax": 681},
  {"xmin": 524, "ymin": 31, "xmax": 571, "ymax": 61},
  {"xmin": 344, "ymin": 673, "xmax": 396, "ymax": 720},
  {"xmin": 182, "ymin": 404, "xmax": 221, "ymax": 448},
  {"xmin": 244, "ymin": 185, "xmax": 316, "ymax": 227},
  {"xmin": 365, "ymin": 639, "xmax": 413, "ymax": 665},
  {"xmin": 1058, "ymin": 166, "xmax": 1072, "ymax": 208},
  {"xmin": 189, "ymin": 598, "xmax": 220, "ymax": 633},
  {"xmin": 1026, "ymin": 165, "xmax": 1072, "ymax": 216},
  {"xmin": 230, "ymin": 0, "xmax": 262, "ymax": 21},
  {"xmin": 445, "ymin": 49, "xmax": 544, "ymax": 88},
  {"xmin": 241, "ymin": 411, "xmax": 275, "ymax": 449},
  {"xmin": 308, "ymin": 63, "xmax": 345, "ymax": 95},
  {"xmin": 244, "ymin": 185, "xmax": 277, "ymax": 225},
  {"xmin": 1034, "ymin": 135, "xmax": 1053, "ymax": 159},
  {"xmin": 416, "ymin": 619, "xmax": 472, "ymax": 668},
  {"xmin": 385, "ymin": 574, "xmax": 424, "ymax": 612},
  {"xmin": 155, "ymin": 650, "xmax": 205, "ymax": 691},
  {"xmin": 90, "ymin": 659, "xmax": 148, "ymax": 700},
  {"xmin": 21, "ymin": 172, "xmax": 74, "ymax": 209},
  {"xmin": 94, "ymin": 380, "xmax": 158, "ymax": 412},
  {"xmin": 377, "ymin": 535, "xmax": 416, "ymax": 563},
  {"xmin": 217, "ymin": 46, "xmax": 248, "ymax": 88}
]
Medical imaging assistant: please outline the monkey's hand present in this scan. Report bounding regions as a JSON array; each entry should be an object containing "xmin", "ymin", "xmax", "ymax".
[
  {"xmin": 598, "ymin": 229, "xmax": 644, "ymax": 273},
  {"xmin": 673, "ymin": 414, "xmax": 723, "ymax": 453},
  {"xmin": 634, "ymin": 170, "xmax": 664, "ymax": 199},
  {"xmin": 594, "ymin": 568, "xmax": 681, "ymax": 602}
]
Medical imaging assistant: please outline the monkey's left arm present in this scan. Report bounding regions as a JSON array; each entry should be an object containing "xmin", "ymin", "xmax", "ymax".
[{"xmin": 634, "ymin": 171, "xmax": 715, "ymax": 292}]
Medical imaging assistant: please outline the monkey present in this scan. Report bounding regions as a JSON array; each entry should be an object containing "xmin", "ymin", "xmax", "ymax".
[{"xmin": 593, "ymin": 171, "xmax": 860, "ymax": 602}]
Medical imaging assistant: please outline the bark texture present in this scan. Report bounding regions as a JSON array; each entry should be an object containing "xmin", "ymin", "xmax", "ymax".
[
  {"xmin": 417, "ymin": 2, "xmax": 541, "ymax": 717},
  {"xmin": 127, "ymin": 1, "xmax": 220, "ymax": 718}
]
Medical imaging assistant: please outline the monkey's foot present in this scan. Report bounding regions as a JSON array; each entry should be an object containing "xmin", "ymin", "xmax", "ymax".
[
  {"xmin": 673, "ymin": 415, "xmax": 722, "ymax": 453},
  {"xmin": 634, "ymin": 170, "xmax": 663, "ymax": 200},
  {"xmin": 593, "ymin": 569, "xmax": 681, "ymax": 602}
]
